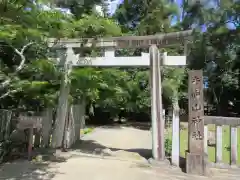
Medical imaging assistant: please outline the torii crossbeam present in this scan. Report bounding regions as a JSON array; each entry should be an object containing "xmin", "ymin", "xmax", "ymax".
[
  {"xmin": 48, "ymin": 30, "xmax": 192, "ymax": 163},
  {"xmin": 48, "ymin": 30, "xmax": 192, "ymax": 48}
]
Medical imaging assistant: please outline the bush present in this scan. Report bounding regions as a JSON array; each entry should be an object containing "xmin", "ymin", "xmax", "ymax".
[{"xmin": 165, "ymin": 138, "xmax": 172, "ymax": 156}]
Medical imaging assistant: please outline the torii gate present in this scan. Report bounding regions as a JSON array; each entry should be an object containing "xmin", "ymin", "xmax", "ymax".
[{"xmin": 48, "ymin": 30, "xmax": 192, "ymax": 162}]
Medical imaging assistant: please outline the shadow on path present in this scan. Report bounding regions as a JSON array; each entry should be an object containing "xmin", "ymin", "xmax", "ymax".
[
  {"xmin": 71, "ymin": 140, "xmax": 152, "ymax": 160},
  {"xmin": 0, "ymin": 160, "xmax": 61, "ymax": 180},
  {"xmin": 0, "ymin": 149, "xmax": 69, "ymax": 180}
]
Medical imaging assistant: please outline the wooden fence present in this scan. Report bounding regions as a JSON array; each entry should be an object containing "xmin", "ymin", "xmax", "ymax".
[
  {"xmin": 0, "ymin": 103, "xmax": 86, "ymax": 160},
  {"xmin": 171, "ymin": 116, "xmax": 240, "ymax": 167},
  {"xmin": 204, "ymin": 116, "xmax": 240, "ymax": 167},
  {"xmin": 170, "ymin": 70, "xmax": 240, "ymax": 176}
]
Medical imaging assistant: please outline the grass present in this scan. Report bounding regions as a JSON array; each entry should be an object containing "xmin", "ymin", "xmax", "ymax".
[
  {"xmin": 80, "ymin": 127, "xmax": 94, "ymax": 135},
  {"xmin": 166, "ymin": 124, "xmax": 240, "ymax": 164}
]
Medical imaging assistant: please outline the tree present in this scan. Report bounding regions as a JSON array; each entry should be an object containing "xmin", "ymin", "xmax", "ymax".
[
  {"xmin": 49, "ymin": 14, "xmax": 122, "ymax": 148},
  {"xmin": 184, "ymin": 0, "xmax": 240, "ymax": 115},
  {"xmin": 1, "ymin": 0, "xmax": 239, "ymax": 154},
  {"xmin": 114, "ymin": 0, "xmax": 179, "ymax": 34},
  {"xmin": 113, "ymin": 0, "xmax": 188, "ymax": 113}
]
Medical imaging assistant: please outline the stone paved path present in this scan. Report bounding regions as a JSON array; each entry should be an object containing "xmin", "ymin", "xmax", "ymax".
[{"xmin": 0, "ymin": 125, "xmax": 240, "ymax": 180}]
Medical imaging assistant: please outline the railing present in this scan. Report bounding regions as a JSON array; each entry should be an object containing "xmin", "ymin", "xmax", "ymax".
[
  {"xmin": 0, "ymin": 103, "xmax": 87, "ymax": 161},
  {"xmin": 171, "ymin": 115, "xmax": 240, "ymax": 168},
  {"xmin": 204, "ymin": 116, "xmax": 240, "ymax": 168}
]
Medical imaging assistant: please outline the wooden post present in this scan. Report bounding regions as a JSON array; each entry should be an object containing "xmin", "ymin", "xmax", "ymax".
[
  {"xmin": 72, "ymin": 104, "xmax": 81, "ymax": 141},
  {"xmin": 41, "ymin": 108, "xmax": 53, "ymax": 147},
  {"xmin": 171, "ymin": 98, "xmax": 180, "ymax": 167},
  {"xmin": 28, "ymin": 127, "xmax": 33, "ymax": 160},
  {"xmin": 150, "ymin": 45, "xmax": 164, "ymax": 160},
  {"xmin": 79, "ymin": 100, "xmax": 86, "ymax": 131},
  {"xmin": 216, "ymin": 125, "xmax": 223, "ymax": 164},
  {"xmin": 186, "ymin": 70, "xmax": 206, "ymax": 175},
  {"xmin": 230, "ymin": 126, "xmax": 238, "ymax": 166}
]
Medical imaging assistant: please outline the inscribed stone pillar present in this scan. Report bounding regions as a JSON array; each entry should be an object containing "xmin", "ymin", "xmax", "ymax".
[{"xmin": 186, "ymin": 70, "xmax": 206, "ymax": 175}]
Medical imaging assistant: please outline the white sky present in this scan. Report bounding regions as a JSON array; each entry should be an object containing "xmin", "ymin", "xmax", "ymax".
[
  {"xmin": 109, "ymin": 0, "xmax": 120, "ymax": 14},
  {"xmin": 41, "ymin": 0, "xmax": 121, "ymax": 15}
]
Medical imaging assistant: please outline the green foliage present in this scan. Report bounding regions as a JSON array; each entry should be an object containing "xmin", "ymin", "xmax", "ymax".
[
  {"xmin": 81, "ymin": 127, "xmax": 94, "ymax": 135},
  {"xmin": 114, "ymin": 0, "xmax": 179, "ymax": 34},
  {"xmin": 72, "ymin": 15, "xmax": 121, "ymax": 37},
  {"xmin": 0, "ymin": 0, "xmax": 239, "ymax": 118},
  {"xmin": 165, "ymin": 138, "xmax": 172, "ymax": 155},
  {"xmin": 0, "ymin": 0, "xmax": 123, "ymax": 111}
]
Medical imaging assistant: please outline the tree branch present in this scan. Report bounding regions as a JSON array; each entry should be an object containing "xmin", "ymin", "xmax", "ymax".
[
  {"xmin": 0, "ymin": 42, "xmax": 34, "ymax": 89},
  {"xmin": 15, "ymin": 42, "xmax": 34, "ymax": 72},
  {"xmin": 0, "ymin": 89, "xmax": 18, "ymax": 99}
]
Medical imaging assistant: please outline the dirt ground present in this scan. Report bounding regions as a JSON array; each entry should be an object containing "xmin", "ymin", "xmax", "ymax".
[{"xmin": 0, "ymin": 125, "xmax": 240, "ymax": 180}]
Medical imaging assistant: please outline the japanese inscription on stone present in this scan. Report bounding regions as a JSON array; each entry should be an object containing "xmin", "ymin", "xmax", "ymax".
[
  {"xmin": 186, "ymin": 70, "xmax": 206, "ymax": 175},
  {"xmin": 188, "ymin": 70, "xmax": 204, "ymax": 152}
]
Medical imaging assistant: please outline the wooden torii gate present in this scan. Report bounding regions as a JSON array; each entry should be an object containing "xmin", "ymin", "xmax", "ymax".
[{"xmin": 48, "ymin": 30, "xmax": 192, "ymax": 161}]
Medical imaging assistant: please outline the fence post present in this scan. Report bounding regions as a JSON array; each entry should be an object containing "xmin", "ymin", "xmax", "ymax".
[
  {"xmin": 79, "ymin": 100, "xmax": 86, "ymax": 132},
  {"xmin": 204, "ymin": 125, "xmax": 208, "ymax": 156},
  {"xmin": 42, "ymin": 108, "xmax": 53, "ymax": 147},
  {"xmin": 72, "ymin": 103, "xmax": 83, "ymax": 141},
  {"xmin": 34, "ymin": 130, "xmax": 41, "ymax": 148},
  {"xmin": 171, "ymin": 99, "xmax": 180, "ymax": 167},
  {"xmin": 215, "ymin": 125, "xmax": 223, "ymax": 165},
  {"xmin": 67, "ymin": 105, "xmax": 77, "ymax": 147},
  {"xmin": 230, "ymin": 126, "xmax": 238, "ymax": 166},
  {"xmin": 28, "ymin": 127, "xmax": 34, "ymax": 160}
]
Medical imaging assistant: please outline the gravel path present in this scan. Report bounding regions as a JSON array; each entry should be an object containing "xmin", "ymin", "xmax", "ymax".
[
  {"xmin": 78, "ymin": 126, "xmax": 152, "ymax": 158},
  {"xmin": 1, "ymin": 126, "xmax": 240, "ymax": 180}
]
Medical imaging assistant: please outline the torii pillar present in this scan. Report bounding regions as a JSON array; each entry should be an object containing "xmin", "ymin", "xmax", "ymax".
[{"xmin": 48, "ymin": 30, "xmax": 192, "ymax": 157}]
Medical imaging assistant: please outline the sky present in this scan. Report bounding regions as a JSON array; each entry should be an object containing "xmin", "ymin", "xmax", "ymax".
[
  {"xmin": 41, "ymin": 0, "xmax": 235, "ymax": 29},
  {"xmin": 108, "ymin": 0, "xmax": 235, "ymax": 29},
  {"xmin": 109, "ymin": 0, "xmax": 184, "ymax": 14},
  {"xmin": 109, "ymin": 0, "xmax": 122, "ymax": 14},
  {"xmin": 108, "ymin": 0, "xmax": 184, "ymax": 26}
]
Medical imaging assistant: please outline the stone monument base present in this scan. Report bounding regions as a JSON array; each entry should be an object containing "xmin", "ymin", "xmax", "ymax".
[{"xmin": 186, "ymin": 151, "xmax": 206, "ymax": 176}]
